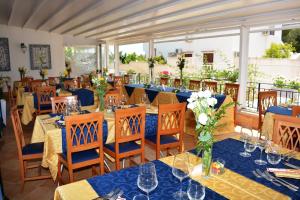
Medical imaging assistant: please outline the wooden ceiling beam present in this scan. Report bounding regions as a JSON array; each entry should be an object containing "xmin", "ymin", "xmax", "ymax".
[{"xmin": 23, "ymin": 0, "xmax": 48, "ymax": 28}]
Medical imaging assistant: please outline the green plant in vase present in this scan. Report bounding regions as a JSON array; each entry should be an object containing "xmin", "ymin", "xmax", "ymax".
[
  {"xmin": 147, "ymin": 57, "xmax": 155, "ymax": 84},
  {"xmin": 176, "ymin": 55, "xmax": 185, "ymax": 87},
  {"xmin": 18, "ymin": 66, "xmax": 28, "ymax": 80},
  {"xmin": 92, "ymin": 76, "xmax": 107, "ymax": 111},
  {"xmin": 187, "ymin": 90, "xmax": 234, "ymax": 177}
]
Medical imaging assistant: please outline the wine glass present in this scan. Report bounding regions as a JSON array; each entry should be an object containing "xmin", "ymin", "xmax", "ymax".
[
  {"xmin": 172, "ymin": 153, "xmax": 190, "ymax": 199},
  {"xmin": 121, "ymin": 94, "xmax": 127, "ymax": 108},
  {"xmin": 187, "ymin": 179, "xmax": 205, "ymax": 200},
  {"xmin": 267, "ymin": 143, "xmax": 281, "ymax": 165},
  {"xmin": 239, "ymin": 132, "xmax": 250, "ymax": 157},
  {"xmin": 254, "ymin": 139, "xmax": 268, "ymax": 165},
  {"xmin": 107, "ymin": 96, "xmax": 113, "ymax": 112},
  {"xmin": 137, "ymin": 162, "xmax": 158, "ymax": 200},
  {"xmin": 244, "ymin": 136, "xmax": 256, "ymax": 156}
]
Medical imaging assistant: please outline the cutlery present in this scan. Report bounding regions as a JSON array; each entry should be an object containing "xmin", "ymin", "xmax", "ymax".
[
  {"xmin": 92, "ymin": 188, "xmax": 121, "ymax": 200},
  {"xmin": 255, "ymin": 169, "xmax": 281, "ymax": 187},
  {"xmin": 283, "ymin": 162, "xmax": 300, "ymax": 170},
  {"xmin": 256, "ymin": 169, "xmax": 298, "ymax": 191},
  {"xmin": 252, "ymin": 170, "xmax": 261, "ymax": 178},
  {"xmin": 264, "ymin": 170, "xmax": 298, "ymax": 190}
]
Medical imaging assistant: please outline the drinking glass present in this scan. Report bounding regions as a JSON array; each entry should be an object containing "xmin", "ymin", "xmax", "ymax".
[
  {"xmin": 137, "ymin": 162, "xmax": 158, "ymax": 200},
  {"xmin": 121, "ymin": 94, "xmax": 127, "ymax": 108},
  {"xmin": 141, "ymin": 94, "xmax": 147, "ymax": 105},
  {"xmin": 172, "ymin": 153, "xmax": 190, "ymax": 199},
  {"xmin": 239, "ymin": 132, "xmax": 250, "ymax": 157},
  {"xmin": 187, "ymin": 179, "xmax": 205, "ymax": 200},
  {"xmin": 255, "ymin": 139, "xmax": 267, "ymax": 165},
  {"xmin": 244, "ymin": 136, "xmax": 256, "ymax": 156},
  {"xmin": 107, "ymin": 96, "xmax": 113, "ymax": 112},
  {"xmin": 267, "ymin": 143, "xmax": 281, "ymax": 165}
]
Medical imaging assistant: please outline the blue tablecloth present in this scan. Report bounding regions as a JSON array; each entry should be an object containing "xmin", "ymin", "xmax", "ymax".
[
  {"xmin": 191, "ymin": 138, "xmax": 300, "ymax": 200},
  {"xmin": 70, "ymin": 88, "xmax": 94, "ymax": 106},
  {"xmin": 124, "ymin": 84, "xmax": 144, "ymax": 97},
  {"xmin": 266, "ymin": 106, "xmax": 292, "ymax": 116},
  {"xmin": 87, "ymin": 159, "xmax": 226, "ymax": 200}
]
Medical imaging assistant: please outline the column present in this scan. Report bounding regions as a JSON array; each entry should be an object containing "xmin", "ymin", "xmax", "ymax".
[
  {"xmin": 238, "ymin": 25, "xmax": 249, "ymax": 108},
  {"xmin": 96, "ymin": 44, "xmax": 100, "ymax": 71},
  {"xmin": 149, "ymin": 39, "xmax": 154, "ymax": 58},
  {"xmin": 104, "ymin": 42, "xmax": 109, "ymax": 75},
  {"xmin": 114, "ymin": 43, "xmax": 120, "ymax": 75}
]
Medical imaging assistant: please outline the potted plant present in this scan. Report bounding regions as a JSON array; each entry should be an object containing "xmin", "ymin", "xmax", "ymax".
[
  {"xmin": 18, "ymin": 66, "xmax": 28, "ymax": 80},
  {"xmin": 176, "ymin": 55, "xmax": 185, "ymax": 86},
  {"xmin": 92, "ymin": 75, "xmax": 107, "ymax": 111},
  {"xmin": 148, "ymin": 57, "xmax": 155, "ymax": 84}
]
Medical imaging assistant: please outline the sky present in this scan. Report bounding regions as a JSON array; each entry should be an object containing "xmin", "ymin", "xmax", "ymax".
[{"xmin": 119, "ymin": 43, "xmax": 146, "ymax": 55}]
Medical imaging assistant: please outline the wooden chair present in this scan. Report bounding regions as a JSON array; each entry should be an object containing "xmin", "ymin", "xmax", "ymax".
[
  {"xmin": 104, "ymin": 107, "xmax": 146, "ymax": 170},
  {"xmin": 64, "ymin": 80, "xmax": 76, "ymax": 89},
  {"xmin": 203, "ymin": 81, "xmax": 217, "ymax": 93},
  {"xmin": 160, "ymin": 77, "xmax": 169, "ymax": 85},
  {"xmin": 123, "ymin": 75, "xmax": 130, "ymax": 84},
  {"xmin": 22, "ymin": 77, "xmax": 34, "ymax": 88},
  {"xmin": 145, "ymin": 103, "xmax": 186, "ymax": 160},
  {"xmin": 75, "ymin": 77, "xmax": 81, "ymax": 88},
  {"xmin": 291, "ymin": 106, "xmax": 300, "ymax": 117},
  {"xmin": 51, "ymin": 96, "xmax": 77, "ymax": 114},
  {"xmin": 189, "ymin": 80, "xmax": 201, "ymax": 91},
  {"xmin": 11, "ymin": 106, "xmax": 51, "ymax": 190},
  {"xmin": 48, "ymin": 77, "xmax": 57, "ymax": 86},
  {"xmin": 30, "ymin": 80, "xmax": 43, "ymax": 92},
  {"xmin": 36, "ymin": 86, "xmax": 56, "ymax": 114},
  {"xmin": 81, "ymin": 75, "xmax": 91, "ymax": 88},
  {"xmin": 273, "ymin": 114, "xmax": 300, "ymax": 151},
  {"xmin": 173, "ymin": 78, "xmax": 181, "ymax": 88},
  {"xmin": 104, "ymin": 91, "xmax": 121, "ymax": 107},
  {"xmin": 258, "ymin": 90, "xmax": 277, "ymax": 131},
  {"xmin": 57, "ymin": 112, "xmax": 105, "ymax": 183},
  {"xmin": 7, "ymin": 85, "xmax": 15, "ymax": 106},
  {"xmin": 224, "ymin": 83, "xmax": 240, "ymax": 124}
]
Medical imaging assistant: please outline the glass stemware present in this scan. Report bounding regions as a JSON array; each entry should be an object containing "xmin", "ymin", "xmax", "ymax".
[
  {"xmin": 137, "ymin": 162, "xmax": 158, "ymax": 200},
  {"xmin": 267, "ymin": 143, "xmax": 281, "ymax": 165},
  {"xmin": 121, "ymin": 94, "xmax": 127, "ymax": 108},
  {"xmin": 255, "ymin": 139, "xmax": 268, "ymax": 165},
  {"xmin": 239, "ymin": 132, "xmax": 250, "ymax": 157},
  {"xmin": 187, "ymin": 179, "xmax": 205, "ymax": 200},
  {"xmin": 172, "ymin": 153, "xmax": 190, "ymax": 199}
]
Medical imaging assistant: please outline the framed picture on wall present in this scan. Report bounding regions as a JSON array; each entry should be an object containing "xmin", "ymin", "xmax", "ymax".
[
  {"xmin": 0, "ymin": 38, "xmax": 11, "ymax": 71},
  {"xmin": 29, "ymin": 44, "xmax": 51, "ymax": 70}
]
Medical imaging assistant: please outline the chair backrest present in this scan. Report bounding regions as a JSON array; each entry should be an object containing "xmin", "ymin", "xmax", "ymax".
[
  {"xmin": 36, "ymin": 86, "xmax": 56, "ymax": 111},
  {"xmin": 115, "ymin": 107, "xmax": 146, "ymax": 149},
  {"xmin": 81, "ymin": 75, "xmax": 91, "ymax": 88},
  {"xmin": 30, "ymin": 80, "xmax": 43, "ymax": 92},
  {"xmin": 75, "ymin": 77, "xmax": 81, "ymax": 88},
  {"xmin": 273, "ymin": 114, "xmax": 300, "ymax": 151},
  {"xmin": 157, "ymin": 103, "xmax": 186, "ymax": 138},
  {"xmin": 160, "ymin": 77, "xmax": 169, "ymax": 85},
  {"xmin": 203, "ymin": 81, "xmax": 217, "ymax": 93},
  {"xmin": 51, "ymin": 96, "xmax": 77, "ymax": 114},
  {"xmin": 173, "ymin": 78, "xmax": 181, "ymax": 88},
  {"xmin": 123, "ymin": 75, "xmax": 130, "ymax": 84},
  {"xmin": 258, "ymin": 90, "xmax": 277, "ymax": 128},
  {"xmin": 189, "ymin": 80, "xmax": 201, "ymax": 90},
  {"xmin": 105, "ymin": 91, "xmax": 120, "ymax": 106},
  {"xmin": 48, "ymin": 77, "xmax": 56, "ymax": 85},
  {"xmin": 64, "ymin": 80, "xmax": 76, "ymax": 89},
  {"xmin": 64, "ymin": 112, "xmax": 104, "ymax": 162},
  {"xmin": 22, "ymin": 77, "xmax": 34, "ymax": 87},
  {"xmin": 11, "ymin": 106, "xmax": 25, "ymax": 158},
  {"xmin": 224, "ymin": 83, "xmax": 240, "ymax": 103},
  {"xmin": 114, "ymin": 76, "xmax": 123, "ymax": 87},
  {"xmin": 7, "ymin": 85, "xmax": 14, "ymax": 106},
  {"xmin": 292, "ymin": 106, "xmax": 300, "ymax": 117}
]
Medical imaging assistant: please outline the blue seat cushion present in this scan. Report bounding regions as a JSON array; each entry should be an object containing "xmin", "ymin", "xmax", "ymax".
[
  {"xmin": 104, "ymin": 142, "xmax": 141, "ymax": 153},
  {"xmin": 39, "ymin": 104, "xmax": 52, "ymax": 110},
  {"xmin": 62, "ymin": 149, "xmax": 99, "ymax": 164},
  {"xmin": 146, "ymin": 135, "xmax": 178, "ymax": 145},
  {"xmin": 22, "ymin": 142, "xmax": 44, "ymax": 155}
]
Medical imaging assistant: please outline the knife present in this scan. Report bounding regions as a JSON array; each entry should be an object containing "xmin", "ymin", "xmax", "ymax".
[{"xmin": 283, "ymin": 162, "xmax": 300, "ymax": 169}]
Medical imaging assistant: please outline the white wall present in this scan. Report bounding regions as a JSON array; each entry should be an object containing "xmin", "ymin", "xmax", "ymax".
[{"xmin": 0, "ymin": 24, "xmax": 97, "ymax": 89}]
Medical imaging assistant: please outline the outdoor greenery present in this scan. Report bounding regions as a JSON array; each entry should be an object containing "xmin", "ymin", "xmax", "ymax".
[
  {"xmin": 273, "ymin": 76, "xmax": 300, "ymax": 91},
  {"xmin": 263, "ymin": 43, "xmax": 295, "ymax": 58},
  {"xmin": 119, "ymin": 52, "xmax": 167, "ymax": 64},
  {"xmin": 282, "ymin": 29, "xmax": 300, "ymax": 53}
]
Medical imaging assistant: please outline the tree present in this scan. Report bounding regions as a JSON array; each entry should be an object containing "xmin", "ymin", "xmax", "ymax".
[
  {"xmin": 282, "ymin": 29, "xmax": 300, "ymax": 53},
  {"xmin": 263, "ymin": 43, "xmax": 295, "ymax": 58}
]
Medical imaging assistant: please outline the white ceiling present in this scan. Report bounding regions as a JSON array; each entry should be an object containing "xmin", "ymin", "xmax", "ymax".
[{"xmin": 1, "ymin": 0, "xmax": 300, "ymax": 44}]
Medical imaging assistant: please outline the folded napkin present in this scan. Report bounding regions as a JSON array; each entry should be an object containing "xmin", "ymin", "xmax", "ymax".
[
  {"xmin": 267, "ymin": 168, "xmax": 300, "ymax": 179},
  {"xmin": 42, "ymin": 116, "xmax": 60, "ymax": 124}
]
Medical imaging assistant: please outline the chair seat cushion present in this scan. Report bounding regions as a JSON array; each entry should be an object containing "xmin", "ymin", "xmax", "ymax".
[
  {"xmin": 104, "ymin": 142, "xmax": 141, "ymax": 153},
  {"xmin": 62, "ymin": 149, "xmax": 99, "ymax": 164},
  {"xmin": 22, "ymin": 142, "xmax": 44, "ymax": 155},
  {"xmin": 146, "ymin": 135, "xmax": 178, "ymax": 145}
]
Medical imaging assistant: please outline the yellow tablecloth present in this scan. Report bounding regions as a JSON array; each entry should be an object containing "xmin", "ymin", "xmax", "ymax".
[
  {"xmin": 54, "ymin": 138, "xmax": 295, "ymax": 200},
  {"xmin": 16, "ymin": 86, "xmax": 25, "ymax": 106},
  {"xmin": 123, "ymin": 86, "xmax": 234, "ymax": 136}
]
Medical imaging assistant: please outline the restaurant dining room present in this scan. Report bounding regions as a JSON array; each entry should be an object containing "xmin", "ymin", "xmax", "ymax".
[{"xmin": 1, "ymin": 0, "xmax": 300, "ymax": 199}]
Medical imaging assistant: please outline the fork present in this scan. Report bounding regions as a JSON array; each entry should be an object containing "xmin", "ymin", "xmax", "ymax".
[
  {"xmin": 92, "ymin": 188, "xmax": 122, "ymax": 200},
  {"xmin": 264, "ymin": 170, "xmax": 298, "ymax": 190},
  {"xmin": 255, "ymin": 169, "xmax": 281, "ymax": 187},
  {"xmin": 252, "ymin": 170, "xmax": 261, "ymax": 178}
]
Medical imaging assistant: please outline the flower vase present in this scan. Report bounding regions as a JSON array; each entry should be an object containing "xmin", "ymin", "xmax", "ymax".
[
  {"xmin": 180, "ymin": 69, "xmax": 183, "ymax": 86},
  {"xmin": 98, "ymin": 94, "xmax": 105, "ymax": 111},
  {"xmin": 67, "ymin": 73, "xmax": 71, "ymax": 78},
  {"xmin": 20, "ymin": 73, "xmax": 24, "ymax": 81},
  {"xmin": 149, "ymin": 68, "xmax": 154, "ymax": 84},
  {"xmin": 202, "ymin": 146, "xmax": 212, "ymax": 177}
]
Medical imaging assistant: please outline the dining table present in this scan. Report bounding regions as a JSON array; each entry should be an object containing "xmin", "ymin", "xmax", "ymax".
[
  {"xmin": 54, "ymin": 137, "xmax": 300, "ymax": 200},
  {"xmin": 123, "ymin": 84, "xmax": 235, "ymax": 136},
  {"xmin": 31, "ymin": 105, "xmax": 159, "ymax": 180},
  {"xmin": 261, "ymin": 106, "xmax": 293, "ymax": 140}
]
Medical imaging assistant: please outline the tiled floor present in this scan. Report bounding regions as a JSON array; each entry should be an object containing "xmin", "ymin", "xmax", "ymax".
[{"xmin": 0, "ymin": 112, "xmax": 201, "ymax": 200}]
